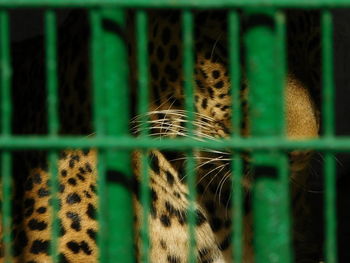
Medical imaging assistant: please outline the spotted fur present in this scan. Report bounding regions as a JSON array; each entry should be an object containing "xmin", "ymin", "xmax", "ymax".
[{"xmin": 1, "ymin": 9, "xmax": 321, "ymax": 263}]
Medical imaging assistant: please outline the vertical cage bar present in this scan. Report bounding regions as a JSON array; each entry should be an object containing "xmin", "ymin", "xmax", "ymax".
[
  {"xmin": 245, "ymin": 9, "xmax": 284, "ymax": 137},
  {"xmin": 45, "ymin": 10, "xmax": 59, "ymax": 136},
  {"xmin": 90, "ymin": 10, "xmax": 108, "ymax": 263},
  {"xmin": 232, "ymin": 156, "xmax": 243, "ymax": 262},
  {"xmin": 96, "ymin": 148, "xmax": 107, "ymax": 263},
  {"xmin": 91, "ymin": 8, "xmax": 134, "ymax": 263},
  {"xmin": 324, "ymin": 153, "xmax": 336, "ymax": 263},
  {"xmin": 47, "ymin": 151, "xmax": 59, "ymax": 261},
  {"xmin": 0, "ymin": 10, "xmax": 11, "ymax": 135},
  {"xmin": 321, "ymin": 10, "xmax": 337, "ymax": 263},
  {"xmin": 228, "ymin": 10, "xmax": 243, "ymax": 263},
  {"xmin": 229, "ymin": 12, "xmax": 241, "ymax": 137},
  {"xmin": 44, "ymin": 10, "xmax": 60, "ymax": 261},
  {"xmin": 277, "ymin": 152, "xmax": 290, "ymax": 254},
  {"xmin": 183, "ymin": 11, "xmax": 195, "ymax": 125},
  {"xmin": 182, "ymin": 10, "xmax": 196, "ymax": 263},
  {"xmin": 275, "ymin": 11, "xmax": 287, "ymax": 137},
  {"xmin": 245, "ymin": 9, "xmax": 291, "ymax": 263},
  {"xmin": 0, "ymin": 152, "xmax": 11, "ymax": 262},
  {"xmin": 0, "ymin": 10, "xmax": 12, "ymax": 262},
  {"xmin": 322, "ymin": 10, "xmax": 335, "ymax": 137},
  {"xmin": 275, "ymin": 10, "xmax": 292, "ymax": 251},
  {"xmin": 102, "ymin": 8, "xmax": 134, "ymax": 262},
  {"xmin": 136, "ymin": 12, "xmax": 149, "ymax": 133},
  {"xmin": 136, "ymin": 10, "xmax": 151, "ymax": 263}
]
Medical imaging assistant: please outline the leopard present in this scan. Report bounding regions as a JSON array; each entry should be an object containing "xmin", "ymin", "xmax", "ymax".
[{"xmin": 0, "ymin": 8, "xmax": 321, "ymax": 263}]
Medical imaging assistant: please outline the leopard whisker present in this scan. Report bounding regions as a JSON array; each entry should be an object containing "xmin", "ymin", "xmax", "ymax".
[
  {"xmin": 133, "ymin": 119, "xmax": 218, "ymax": 140},
  {"xmin": 140, "ymin": 110, "xmax": 215, "ymax": 127},
  {"xmin": 290, "ymin": 176, "xmax": 324, "ymax": 194},
  {"xmin": 147, "ymin": 109, "xmax": 216, "ymax": 122},
  {"xmin": 159, "ymin": 99, "xmax": 178, "ymax": 138},
  {"xmin": 217, "ymin": 171, "xmax": 231, "ymax": 206},
  {"xmin": 197, "ymin": 162, "xmax": 228, "ymax": 185},
  {"xmin": 130, "ymin": 96, "xmax": 175, "ymax": 125},
  {"xmin": 203, "ymin": 149, "xmax": 231, "ymax": 156},
  {"xmin": 202, "ymin": 163, "xmax": 228, "ymax": 196},
  {"xmin": 169, "ymin": 156, "xmax": 228, "ymax": 162},
  {"xmin": 195, "ymin": 156, "xmax": 227, "ymax": 170},
  {"xmin": 210, "ymin": 32, "xmax": 223, "ymax": 61},
  {"xmin": 177, "ymin": 156, "xmax": 228, "ymax": 183},
  {"xmin": 151, "ymin": 94, "xmax": 175, "ymax": 112},
  {"xmin": 149, "ymin": 132, "xmax": 189, "ymax": 138},
  {"xmin": 316, "ymin": 152, "xmax": 343, "ymax": 167}
]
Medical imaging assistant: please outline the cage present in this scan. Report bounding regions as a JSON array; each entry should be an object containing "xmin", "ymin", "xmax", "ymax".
[{"xmin": 0, "ymin": 0, "xmax": 346, "ymax": 262}]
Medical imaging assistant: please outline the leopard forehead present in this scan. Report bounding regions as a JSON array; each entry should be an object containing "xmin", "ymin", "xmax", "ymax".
[{"xmin": 147, "ymin": 11, "xmax": 231, "ymax": 122}]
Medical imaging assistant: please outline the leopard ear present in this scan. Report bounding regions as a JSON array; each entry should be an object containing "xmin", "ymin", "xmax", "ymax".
[{"xmin": 285, "ymin": 74, "xmax": 320, "ymax": 139}]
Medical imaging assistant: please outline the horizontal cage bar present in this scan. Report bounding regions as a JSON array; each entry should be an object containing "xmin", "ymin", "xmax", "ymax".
[
  {"xmin": 0, "ymin": 0, "xmax": 350, "ymax": 8},
  {"xmin": 0, "ymin": 137, "xmax": 349, "ymax": 151}
]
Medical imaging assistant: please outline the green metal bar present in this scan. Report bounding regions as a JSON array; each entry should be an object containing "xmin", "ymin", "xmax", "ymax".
[
  {"xmin": 102, "ymin": 8, "xmax": 134, "ymax": 263},
  {"xmin": 139, "ymin": 152, "xmax": 149, "ymax": 262},
  {"xmin": 183, "ymin": 10, "xmax": 195, "ymax": 130},
  {"xmin": 275, "ymin": 12, "xmax": 292, "ymax": 263},
  {"xmin": 0, "ymin": 10, "xmax": 12, "ymax": 262},
  {"xmin": 0, "ymin": 0, "xmax": 350, "ymax": 8},
  {"xmin": 136, "ymin": 11, "xmax": 149, "ymax": 135},
  {"xmin": 232, "ymin": 156, "xmax": 243, "ymax": 262},
  {"xmin": 0, "ymin": 10, "xmax": 11, "ymax": 136},
  {"xmin": 324, "ymin": 153, "xmax": 336, "ymax": 263},
  {"xmin": 47, "ymin": 151, "xmax": 59, "ymax": 261},
  {"xmin": 229, "ymin": 11, "xmax": 241, "ymax": 138},
  {"xmin": 277, "ymin": 153, "xmax": 291, "ymax": 258},
  {"xmin": 322, "ymin": 10, "xmax": 334, "ymax": 137},
  {"xmin": 245, "ymin": 10, "xmax": 284, "ymax": 138},
  {"xmin": 276, "ymin": 10, "xmax": 287, "ymax": 137},
  {"xmin": 321, "ymin": 10, "xmax": 337, "ymax": 263},
  {"xmin": 91, "ymin": 8, "xmax": 134, "ymax": 263},
  {"xmin": 252, "ymin": 153, "xmax": 291, "ymax": 262},
  {"xmin": 1, "ymin": 152, "xmax": 10, "ymax": 263},
  {"xmin": 44, "ymin": 11, "xmax": 60, "ymax": 261},
  {"xmin": 182, "ymin": 10, "xmax": 196, "ymax": 263},
  {"xmin": 45, "ymin": 10, "xmax": 59, "ymax": 136},
  {"xmin": 228, "ymin": 10, "xmax": 243, "ymax": 263},
  {"xmin": 185, "ymin": 153, "xmax": 196, "ymax": 263},
  {"xmin": 136, "ymin": 10, "xmax": 151, "ymax": 263},
  {"xmin": 90, "ymin": 10, "xmax": 108, "ymax": 263},
  {"xmin": 2, "ymin": 136, "xmax": 350, "ymax": 151},
  {"xmin": 96, "ymin": 149, "xmax": 107, "ymax": 263},
  {"xmin": 275, "ymin": 12, "xmax": 292, "ymax": 261},
  {"xmin": 245, "ymin": 9, "xmax": 291, "ymax": 263}
]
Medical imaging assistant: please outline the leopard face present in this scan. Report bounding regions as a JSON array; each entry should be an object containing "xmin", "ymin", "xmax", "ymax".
[{"xmin": 134, "ymin": 10, "xmax": 319, "ymax": 186}]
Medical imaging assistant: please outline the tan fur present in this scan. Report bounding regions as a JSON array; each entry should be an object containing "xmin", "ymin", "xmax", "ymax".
[
  {"xmin": 286, "ymin": 74, "xmax": 319, "ymax": 139},
  {"xmin": 11, "ymin": 150, "xmax": 98, "ymax": 263},
  {"xmin": 1, "ymin": 9, "xmax": 321, "ymax": 263}
]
